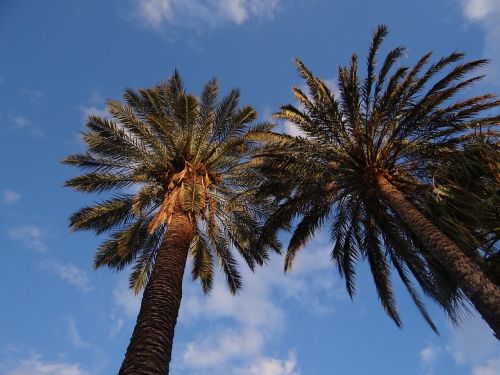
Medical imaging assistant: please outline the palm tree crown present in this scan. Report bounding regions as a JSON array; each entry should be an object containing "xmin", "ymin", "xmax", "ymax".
[
  {"xmin": 64, "ymin": 72, "xmax": 280, "ymax": 373},
  {"xmin": 65, "ymin": 71, "xmax": 279, "ymax": 293},
  {"xmin": 251, "ymin": 25, "xmax": 500, "ymax": 332}
]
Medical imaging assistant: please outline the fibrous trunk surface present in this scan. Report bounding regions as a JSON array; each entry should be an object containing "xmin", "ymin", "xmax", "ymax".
[{"xmin": 119, "ymin": 210, "xmax": 195, "ymax": 374}]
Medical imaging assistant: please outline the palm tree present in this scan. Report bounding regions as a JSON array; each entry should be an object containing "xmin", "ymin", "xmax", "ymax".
[
  {"xmin": 421, "ymin": 137, "xmax": 499, "ymax": 286},
  {"xmin": 64, "ymin": 72, "xmax": 280, "ymax": 374},
  {"xmin": 250, "ymin": 25, "xmax": 500, "ymax": 337}
]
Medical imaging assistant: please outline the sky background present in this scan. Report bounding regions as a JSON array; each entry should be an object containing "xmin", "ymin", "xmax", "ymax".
[{"xmin": 1, "ymin": 0, "xmax": 500, "ymax": 374}]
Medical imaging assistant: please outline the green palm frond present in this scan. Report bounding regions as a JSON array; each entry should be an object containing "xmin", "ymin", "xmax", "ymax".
[
  {"xmin": 69, "ymin": 195, "xmax": 135, "ymax": 234},
  {"xmin": 63, "ymin": 152, "xmax": 130, "ymax": 172},
  {"xmin": 213, "ymin": 233, "xmax": 242, "ymax": 294},
  {"xmin": 285, "ymin": 198, "xmax": 332, "ymax": 271},
  {"xmin": 364, "ymin": 217, "xmax": 401, "ymax": 327},
  {"xmin": 64, "ymin": 172, "xmax": 140, "ymax": 193},
  {"xmin": 129, "ymin": 224, "xmax": 165, "ymax": 295},
  {"xmin": 94, "ymin": 219, "xmax": 150, "ymax": 270},
  {"xmin": 190, "ymin": 230, "xmax": 214, "ymax": 294}
]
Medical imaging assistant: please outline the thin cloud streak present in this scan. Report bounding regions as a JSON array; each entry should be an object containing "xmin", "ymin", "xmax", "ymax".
[
  {"xmin": 7, "ymin": 114, "xmax": 44, "ymax": 138},
  {"xmin": 4, "ymin": 356, "xmax": 91, "ymax": 375},
  {"xmin": 41, "ymin": 260, "xmax": 94, "ymax": 293},
  {"xmin": 7, "ymin": 225, "xmax": 48, "ymax": 253},
  {"xmin": 66, "ymin": 318, "xmax": 91, "ymax": 349}
]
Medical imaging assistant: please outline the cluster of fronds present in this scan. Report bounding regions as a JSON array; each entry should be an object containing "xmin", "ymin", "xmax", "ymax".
[
  {"xmin": 421, "ymin": 137, "xmax": 499, "ymax": 284},
  {"xmin": 64, "ymin": 72, "xmax": 280, "ymax": 295},
  {"xmin": 248, "ymin": 25, "xmax": 500, "ymax": 331}
]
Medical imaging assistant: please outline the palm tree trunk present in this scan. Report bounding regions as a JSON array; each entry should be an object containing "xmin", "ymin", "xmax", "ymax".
[
  {"xmin": 119, "ymin": 210, "xmax": 195, "ymax": 374},
  {"xmin": 377, "ymin": 175, "xmax": 500, "ymax": 339}
]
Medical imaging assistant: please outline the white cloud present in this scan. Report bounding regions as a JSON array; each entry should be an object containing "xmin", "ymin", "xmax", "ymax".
[
  {"xmin": 7, "ymin": 225, "xmax": 47, "ymax": 253},
  {"xmin": 137, "ymin": 0, "xmax": 174, "ymax": 28},
  {"xmin": 419, "ymin": 344, "xmax": 441, "ymax": 375},
  {"xmin": 41, "ymin": 260, "xmax": 94, "ymax": 293},
  {"xmin": 445, "ymin": 313, "xmax": 498, "ymax": 365},
  {"xmin": 183, "ymin": 328, "xmax": 263, "ymax": 368},
  {"xmin": 418, "ymin": 313, "xmax": 500, "ymax": 375},
  {"xmin": 460, "ymin": 0, "xmax": 500, "ymax": 85},
  {"xmin": 236, "ymin": 352, "xmax": 299, "ymax": 375},
  {"xmin": 178, "ymin": 230, "xmax": 338, "ymax": 371},
  {"xmin": 5, "ymin": 357, "xmax": 90, "ymax": 375},
  {"xmin": 462, "ymin": 0, "xmax": 499, "ymax": 21},
  {"xmin": 106, "ymin": 231, "xmax": 336, "ymax": 372},
  {"xmin": 473, "ymin": 357, "xmax": 500, "ymax": 375},
  {"xmin": 133, "ymin": 0, "xmax": 282, "ymax": 31},
  {"xmin": 420, "ymin": 345, "xmax": 440, "ymax": 364},
  {"xmin": 2, "ymin": 189, "xmax": 20, "ymax": 204},
  {"xmin": 66, "ymin": 318, "xmax": 91, "ymax": 349}
]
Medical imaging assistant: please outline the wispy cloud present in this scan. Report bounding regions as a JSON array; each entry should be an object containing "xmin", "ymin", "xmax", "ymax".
[
  {"xmin": 7, "ymin": 225, "xmax": 48, "ymax": 253},
  {"xmin": 9, "ymin": 115, "xmax": 30, "ymax": 129},
  {"xmin": 4, "ymin": 356, "xmax": 91, "ymax": 375},
  {"xmin": 66, "ymin": 318, "xmax": 91, "ymax": 349},
  {"xmin": 41, "ymin": 260, "xmax": 94, "ymax": 293},
  {"xmin": 2, "ymin": 189, "xmax": 20, "ymax": 204},
  {"xmin": 460, "ymin": 0, "xmax": 500, "ymax": 85},
  {"xmin": 7, "ymin": 114, "xmax": 44, "ymax": 138},
  {"xmin": 19, "ymin": 88, "xmax": 45, "ymax": 106},
  {"xmin": 132, "ymin": 0, "xmax": 282, "ymax": 31},
  {"xmin": 445, "ymin": 313, "xmax": 498, "ymax": 365}
]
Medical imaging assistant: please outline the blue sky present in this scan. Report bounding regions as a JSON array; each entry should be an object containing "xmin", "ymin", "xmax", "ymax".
[{"xmin": 1, "ymin": 0, "xmax": 500, "ymax": 374}]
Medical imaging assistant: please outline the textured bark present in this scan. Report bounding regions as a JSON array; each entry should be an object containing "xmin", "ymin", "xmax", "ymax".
[
  {"xmin": 119, "ymin": 210, "xmax": 195, "ymax": 374},
  {"xmin": 377, "ymin": 175, "xmax": 500, "ymax": 339}
]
